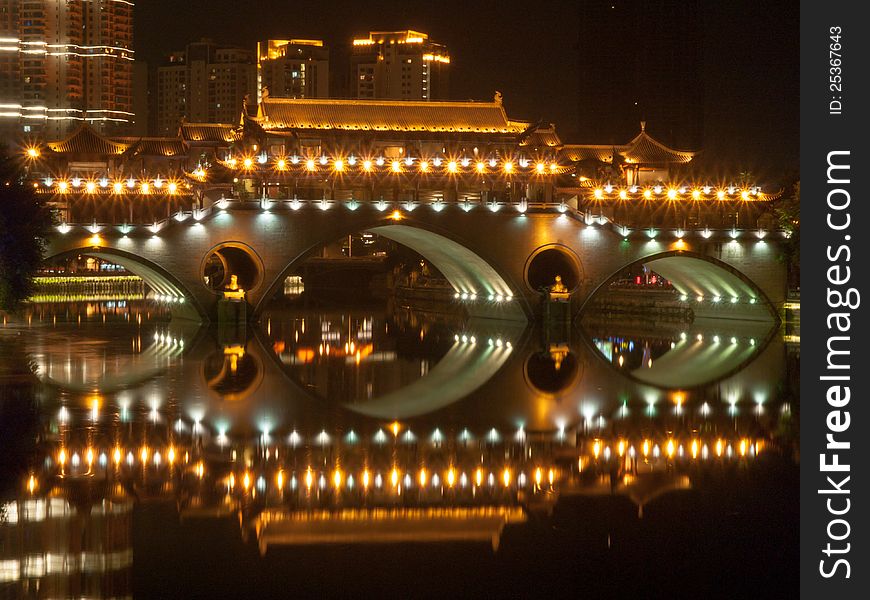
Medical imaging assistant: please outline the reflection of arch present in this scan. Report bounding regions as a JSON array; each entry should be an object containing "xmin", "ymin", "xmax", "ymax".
[
  {"xmin": 343, "ymin": 341, "xmax": 514, "ymax": 420},
  {"xmin": 256, "ymin": 220, "xmax": 529, "ymax": 321},
  {"xmin": 581, "ymin": 319, "xmax": 777, "ymax": 390},
  {"xmin": 201, "ymin": 345, "xmax": 264, "ymax": 403},
  {"xmin": 523, "ymin": 347, "xmax": 583, "ymax": 396},
  {"xmin": 44, "ymin": 247, "xmax": 205, "ymax": 320},
  {"xmin": 582, "ymin": 250, "xmax": 778, "ymax": 321}
]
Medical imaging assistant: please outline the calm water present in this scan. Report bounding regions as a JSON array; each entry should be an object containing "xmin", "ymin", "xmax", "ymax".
[{"xmin": 0, "ymin": 297, "xmax": 799, "ymax": 599}]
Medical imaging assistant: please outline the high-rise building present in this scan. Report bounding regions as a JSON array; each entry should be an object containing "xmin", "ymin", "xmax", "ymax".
[
  {"xmin": 0, "ymin": 0, "xmax": 134, "ymax": 141},
  {"xmin": 576, "ymin": 0, "xmax": 702, "ymax": 151},
  {"xmin": 350, "ymin": 30, "xmax": 450, "ymax": 101},
  {"xmin": 257, "ymin": 39, "xmax": 329, "ymax": 103},
  {"xmin": 156, "ymin": 40, "xmax": 257, "ymax": 136}
]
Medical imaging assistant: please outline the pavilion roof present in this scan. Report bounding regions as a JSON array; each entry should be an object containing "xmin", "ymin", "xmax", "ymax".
[
  {"xmin": 180, "ymin": 122, "xmax": 241, "ymax": 143},
  {"xmin": 118, "ymin": 137, "xmax": 188, "ymax": 158},
  {"xmin": 561, "ymin": 124, "xmax": 696, "ymax": 166},
  {"xmin": 256, "ymin": 98, "xmax": 527, "ymax": 134},
  {"xmin": 46, "ymin": 124, "xmax": 130, "ymax": 155}
]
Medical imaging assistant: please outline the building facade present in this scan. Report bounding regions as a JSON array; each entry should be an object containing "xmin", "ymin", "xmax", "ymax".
[
  {"xmin": 350, "ymin": 30, "xmax": 449, "ymax": 101},
  {"xmin": 0, "ymin": 0, "xmax": 134, "ymax": 142},
  {"xmin": 156, "ymin": 40, "xmax": 257, "ymax": 136},
  {"xmin": 257, "ymin": 39, "xmax": 329, "ymax": 103}
]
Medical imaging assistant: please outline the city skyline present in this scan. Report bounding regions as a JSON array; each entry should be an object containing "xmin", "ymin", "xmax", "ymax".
[{"xmin": 135, "ymin": 0, "xmax": 798, "ymax": 182}]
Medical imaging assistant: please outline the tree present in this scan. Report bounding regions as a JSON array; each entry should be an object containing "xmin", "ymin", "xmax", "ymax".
[
  {"xmin": 774, "ymin": 181, "xmax": 800, "ymax": 288},
  {"xmin": 0, "ymin": 152, "xmax": 54, "ymax": 311}
]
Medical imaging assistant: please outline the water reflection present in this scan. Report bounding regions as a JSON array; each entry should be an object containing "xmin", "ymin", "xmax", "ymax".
[{"xmin": 0, "ymin": 299, "xmax": 798, "ymax": 597}]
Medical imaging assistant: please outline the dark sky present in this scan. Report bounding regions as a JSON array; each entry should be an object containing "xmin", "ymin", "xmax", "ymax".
[{"xmin": 136, "ymin": 0, "xmax": 798, "ymax": 184}]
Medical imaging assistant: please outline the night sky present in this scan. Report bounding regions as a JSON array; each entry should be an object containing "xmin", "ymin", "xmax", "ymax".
[{"xmin": 135, "ymin": 0, "xmax": 798, "ymax": 185}]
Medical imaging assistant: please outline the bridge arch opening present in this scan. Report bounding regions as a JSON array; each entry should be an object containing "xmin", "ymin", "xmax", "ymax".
[
  {"xmin": 259, "ymin": 221, "xmax": 529, "ymax": 321},
  {"xmin": 201, "ymin": 242, "xmax": 265, "ymax": 293},
  {"xmin": 583, "ymin": 250, "xmax": 778, "ymax": 322},
  {"xmin": 42, "ymin": 247, "xmax": 205, "ymax": 320},
  {"xmin": 524, "ymin": 244, "xmax": 583, "ymax": 293}
]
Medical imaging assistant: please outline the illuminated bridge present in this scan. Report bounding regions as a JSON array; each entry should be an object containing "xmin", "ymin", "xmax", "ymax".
[{"xmin": 28, "ymin": 97, "xmax": 788, "ymax": 323}]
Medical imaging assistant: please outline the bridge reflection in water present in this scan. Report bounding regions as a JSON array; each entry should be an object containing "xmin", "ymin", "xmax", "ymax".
[{"xmin": 1, "ymin": 300, "xmax": 796, "ymax": 596}]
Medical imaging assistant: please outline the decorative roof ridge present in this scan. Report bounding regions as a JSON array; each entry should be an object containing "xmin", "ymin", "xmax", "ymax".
[
  {"xmin": 625, "ymin": 130, "xmax": 696, "ymax": 157},
  {"xmin": 258, "ymin": 97, "xmax": 503, "ymax": 109}
]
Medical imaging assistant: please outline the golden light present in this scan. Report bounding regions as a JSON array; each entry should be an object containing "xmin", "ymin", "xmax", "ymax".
[
  {"xmin": 113, "ymin": 181, "xmax": 124, "ymax": 194},
  {"xmin": 277, "ymin": 470, "xmax": 285, "ymax": 490},
  {"xmin": 739, "ymin": 438, "xmax": 748, "ymax": 456},
  {"xmin": 691, "ymin": 439, "xmax": 699, "ymax": 459},
  {"xmin": 28, "ymin": 475, "xmax": 37, "ymax": 494},
  {"xmin": 548, "ymin": 468, "xmax": 555, "ymax": 486},
  {"xmin": 389, "ymin": 210, "xmax": 402, "ymax": 221},
  {"xmin": 666, "ymin": 439, "xmax": 676, "ymax": 458},
  {"xmin": 333, "ymin": 469, "xmax": 343, "ymax": 488},
  {"xmin": 85, "ymin": 181, "xmax": 96, "ymax": 193},
  {"xmin": 550, "ymin": 163, "xmax": 558, "ymax": 173},
  {"xmin": 740, "ymin": 190, "xmax": 750, "ymax": 201},
  {"xmin": 242, "ymin": 157, "xmax": 254, "ymax": 169},
  {"xmin": 502, "ymin": 468, "xmax": 511, "ymax": 487},
  {"xmin": 362, "ymin": 469, "xmax": 371, "ymax": 489},
  {"xmin": 362, "ymin": 159, "xmax": 373, "ymax": 172},
  {"xmin": 447, "ymin": 160, "xmax": 458, "ymax": 173},
  {"xmin": 717, "ymin": 189, "xmax": 726, "ymax": 200},
  {"xmin": 642, "ymin": 439, "xmax": 650, "ymax": 457},
  {"xmin": 276, "ymin": 158, "xmax": 287, "ymax": 171},
  {"xmin": 692, "ymin": 189, "xmax": 701, "ymax": 200},
  {"xmin": 140, "ymin": 446, "xmax": 149, "ymax": 463},
  {"xmin": 58, "ymin": 448, "xmax": 67, "ymax": 466},
  {"xmin": 617, "ymin": 439, "xmax": 626, "ymax": 457},
  {"xmin": 306, "ymin": 158, "xmax": 316, "ymax": 171},
  {"xmin": 88, "ymin": 234, "xmax": 102, "ymax": 248},
  {"xmin": 140, "ymin": 182, "xmax": 150, "ymax": 194},
  {"xmin": 57, "ymin": 180, "xmax": 69, "ymax": 193},
  {"xmin": 228, "ymin": 473, "xmax": 236, "ymax": 489},
  {"xmin": 167, "ymin": 182, "xmax": 178, "ymax": 194},
  {"xmin": 667, "ymin": 188, "xmax": 678, "ymax": 200},
  {"xmin": 196, "ymin": 462, "xmax": 205, "ymax": 478},
  {"xmin": 241, "ymin": 471, "xmax": 250, "ymax": 491},
  {"xmin": 503, "ymin": 161, "xmax": 514, "ymax": 173},
  {"xmin": 593, "ymin": 188, "xmax": 603, "ymax": 199},
  {"xmin": 391, "ymin": 160, "xmax": 402, "ymax": 173},
  {"xmin": 113, "ymin": 447, "xmax": 122, "ymax": 465},
  {"xmin": 446, "ymin": 468, "xmax": 456, "ymax": 487},
  {"xmin": 643, "ymin": 188, "xmax": 652, "ymax": 199},
  {"xmin": 26, "ymin": 147, "xmax": 40, "ymax": 159},
  {"xmin": 592, "ymin": 439, "xmax": 601, "ymax": 459},
  {"xmin": 618, "ymin": 189, "xmax": 628, "ymax": 200},
  {"xmin": 86, "ymin": 447, "xmax": 94, "ymax": 466},
  {"xmin": 193, "ymin": 167, "xmax": 207, "ymax": 179},
  {"xmin": 534, "ymin": 467, "xmax": 542, "ymax": 487},
  {"xmin": 715, "ymin": 439, "xmax": 724, "ymax": 457},
  {"xmin": 536, "ymin": 162, "xmax": 545, "ymax": 174},
  {"xmin": 419, "ymin": 468, "xmax": 427, "ymax": 487},
  {"xmin": 391, "ymin": 421, "xmax": 401, "ymax": 436},
  {"xmin": 476, "ymin": 161, "xmax": 486, "ymax": 173},
  {"xmin": 167, "ymin": 447, "xmax": 176, "ymax": 464},
  {"xmin": 391, "ymin": 468, "xmax": 400, "ymax": 488},
  {"xmin": 334, "ymin": 159, "xmax": 345, "ymax": 172},
  {"xmin": 474, "ymin": 468, "xmax": 484, "ymax": 487},
  {"xmin": 419, "ymin": 160, "xmax": 430, "ymax": 172}
]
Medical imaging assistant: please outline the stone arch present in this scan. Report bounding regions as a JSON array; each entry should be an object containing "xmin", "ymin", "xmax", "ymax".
[
  {"xmin": 256, "ymin": 217, "xmax": 531, "ymax": 321},
  {"xmin": 43, "ymin": 246, "xmax": 205, "ymax": 320},
  {"xmin": 581, "ymin": 250, "xmax": 779, "ymax": 322}
]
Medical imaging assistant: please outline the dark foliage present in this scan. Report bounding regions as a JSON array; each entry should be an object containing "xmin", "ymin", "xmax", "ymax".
[{"xmin": 0, "ymin": 153, "xmax": 54, "ymax": 310}]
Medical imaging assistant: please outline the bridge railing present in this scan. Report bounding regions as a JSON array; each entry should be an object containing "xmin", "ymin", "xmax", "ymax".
[{"xmin": 50, "ymin": 196, "xmax": 788, "ymax": 243}]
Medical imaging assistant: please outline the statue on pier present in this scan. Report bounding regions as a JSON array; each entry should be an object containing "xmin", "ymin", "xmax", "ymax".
[{"xmin": 223, "ymin": 274, "xmax": 245, "ymax": 300}]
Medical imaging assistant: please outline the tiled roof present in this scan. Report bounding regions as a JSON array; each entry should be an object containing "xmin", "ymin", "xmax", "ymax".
[
  {"xmin": 622, "ymin": 131, "xmax": 695, "ymax": 164},
  {"xmin": 47, "ymin": 124, "xmax": 130, "ymax": 155},
  {"xmin": 257, "ymin": 98, "xmax": 526, "ymax": 134},
  {"xmin": 560, "ymin": 145, "xmax": 617, "ymax": 163},
  {"xmin": 516, "ymin": 123, "xmax": 562, "ymax": 148},
  {"xmin": 560, "ymin": 128, "xmax": 695, "ymax": 165},
  {"xmin": 118, "ymin": 138, "xmax": 188, "ymax": 157},
  {"xmin": 181, "ymin": 123, "xmax": 241, "ymax": 143}
]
